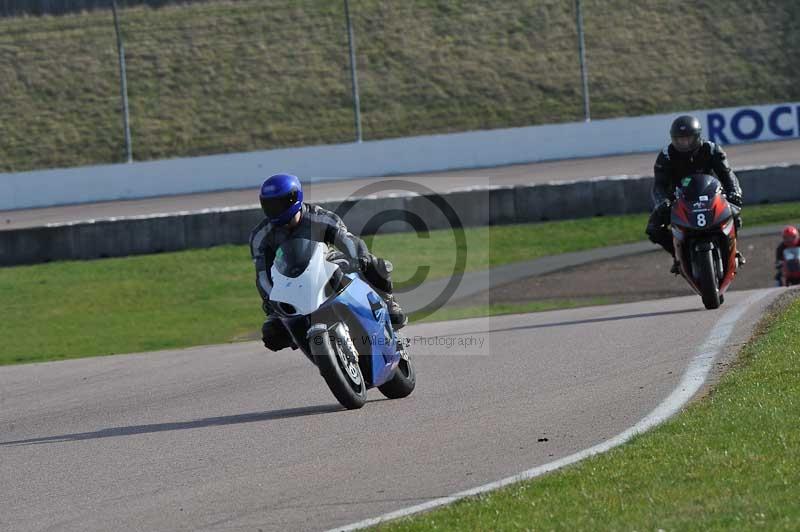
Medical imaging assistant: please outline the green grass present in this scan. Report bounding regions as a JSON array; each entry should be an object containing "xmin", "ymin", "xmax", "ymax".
[
  {"xmin": 1, "ymin": 0, "xmax": 799, "ymax": 171},
  {"xmin": 0, "ymin": 246, "xmax": 261, "ymax": 364},
  {"xmin": 376, "ymin": 294, "xmax": 800, "ymax": 531},
  {"xmin": 740, "ymin": 201, "xmax": 800, "ymax": 228},
  {"xmin": 1, "ymin": 202, "xmax": 797, "ymax": 365}
]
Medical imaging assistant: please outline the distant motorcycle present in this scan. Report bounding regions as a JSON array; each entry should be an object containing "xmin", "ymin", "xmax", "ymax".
[
  {"xmin": 779, "ymin": 246, "xmax": 800, "ymax": 286},
  {"xmin": 670, "ymin": 174, "xmax": 741, "ymax": 309},
  {"xmin": 267, "ymin": 238, "xmax": 415, "ymax": 409}
]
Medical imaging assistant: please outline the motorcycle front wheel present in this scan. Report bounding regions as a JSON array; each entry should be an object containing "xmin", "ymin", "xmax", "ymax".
[
  {"xmin": 308, "ymin": 323, "xmax": 367, "ymax": 410},
  {"xmin": 696, "ymin": 249, "xmax": 721, "ymax": 310}
]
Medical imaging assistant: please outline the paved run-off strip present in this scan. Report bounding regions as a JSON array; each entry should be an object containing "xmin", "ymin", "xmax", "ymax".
[
  {"xmin": 331, "ymin": 288, "xmax": 778, "ymax": 531},
  {"xmin": 398, "ymin": 224, "xmax": 787, "ymax": 314}
]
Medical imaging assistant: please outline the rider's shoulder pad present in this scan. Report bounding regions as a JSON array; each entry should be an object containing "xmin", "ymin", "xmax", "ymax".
[
  {"xmin": 705, "ymin": 140, "xmax": 722, "ymax": 155},
  {"xmin": 307, "ymin": 203, "xmax": 345, "ymax": 227},
  {"xmin": 249, "ymin": 219, "xmax": 273, "ymax": 257}
]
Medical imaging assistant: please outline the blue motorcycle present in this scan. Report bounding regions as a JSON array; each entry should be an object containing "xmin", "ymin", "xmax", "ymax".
[{"xmin": 267, "ymin": 238, "xmax": 415, "ymax": 409}]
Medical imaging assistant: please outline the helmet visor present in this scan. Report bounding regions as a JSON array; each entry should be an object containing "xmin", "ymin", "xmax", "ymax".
[
  {"xmin": 260, "ymin": 190, "xmax": 298, "ymax": 219},
  {"xmin": 672, "ymin": 134, "xmax": 699, "ymax": 153}
]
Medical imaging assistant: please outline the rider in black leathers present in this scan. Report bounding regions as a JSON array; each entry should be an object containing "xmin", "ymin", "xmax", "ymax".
[
  {"xmin": 250, "ymin": 174, "xmax": 406, "ymax": 352},
  {"xmin": 646, "ymin": 115, "xmax": 744, "ymax": 272}
]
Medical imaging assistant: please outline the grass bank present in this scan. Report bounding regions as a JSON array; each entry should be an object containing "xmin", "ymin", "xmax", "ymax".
[
  {"xmin": 1, "ymin": 202, "xmax": 797, "ymax": 365},
  {"xmin": 1, "ymin": 0, "xmax": 799, "ymax": 171},
  {"xmin": 376, "ymin": 292, "xmax": 800, "ymax": 531}
]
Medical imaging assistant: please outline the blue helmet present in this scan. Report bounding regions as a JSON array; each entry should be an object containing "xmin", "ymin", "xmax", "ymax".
[{"xmin": 259, "ymin": 173, "xmax": 303, "ymax": 226}]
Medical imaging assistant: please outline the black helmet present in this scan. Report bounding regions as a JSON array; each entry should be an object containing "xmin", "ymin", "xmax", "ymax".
[{"xmin": 670, "ymin": 115, "xmax": 702, "ymax": 153}]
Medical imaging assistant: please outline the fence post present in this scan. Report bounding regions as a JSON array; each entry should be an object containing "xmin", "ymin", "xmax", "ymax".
[
  {"xmin": 575, "ymin": 0, "xmax": 591, "ymax": 122},
  {"xmin": 344, "ymin": 0, "xmax": 363, "ymax": 143},
  {"xmin": 111, "ymin": 0, "xmax": 133, "ymax": 162}
]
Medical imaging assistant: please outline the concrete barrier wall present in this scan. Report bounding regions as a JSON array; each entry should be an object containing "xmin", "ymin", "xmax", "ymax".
[
  {"xmin": 2, "ymin": 101, "xmax": 799, "ymax": 211},
  {"xmin": 1, "ymin": 165, "xmax": 798, "ymax": 267}
]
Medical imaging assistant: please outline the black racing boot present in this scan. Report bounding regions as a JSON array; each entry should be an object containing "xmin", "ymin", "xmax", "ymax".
[
  {"xmin": 366, "ymin": 258, "xmax": 407, "ymax": 329},
  {"xmin": 670, "ymin": 259, "xmax": 680, "ymax": 275},
  {"xmin": 384, "ymin": 294, "xmax": 407, "ymax": 329},
  {"xmin": 736, "ymin": 251, "xmax": 746, "ymax": 266}
]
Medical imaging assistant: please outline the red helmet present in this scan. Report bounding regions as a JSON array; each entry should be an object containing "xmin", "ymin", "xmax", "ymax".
[{"xmin": 783, "ymin": 225, "xmax": 799, "ymax": 246}]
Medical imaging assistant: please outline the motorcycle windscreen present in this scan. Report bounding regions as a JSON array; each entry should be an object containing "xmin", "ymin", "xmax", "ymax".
[
  {"xmin": 274, "ymin": 238, "xmax": 318, "ymax": 278},
  {"xmin": 677, "ymin": 174, "xmax": 721, "ymax": 202}
]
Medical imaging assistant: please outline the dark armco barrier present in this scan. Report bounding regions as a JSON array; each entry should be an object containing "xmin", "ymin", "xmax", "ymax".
[{"xmin": 1, "ymin": 165, "xmax": 798, "ymax": 267}]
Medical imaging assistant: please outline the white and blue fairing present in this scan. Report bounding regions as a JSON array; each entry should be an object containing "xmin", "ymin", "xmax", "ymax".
[
  {"xmin": 269, "ymin": 240, "xmax": 339, "ymax": 316},
  {"xmin": 268, "ymin": 238, "xmax": 399, "ymax": 387}
]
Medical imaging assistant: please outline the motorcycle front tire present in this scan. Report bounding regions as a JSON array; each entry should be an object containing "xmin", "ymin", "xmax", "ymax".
[
  {"xmin": 308, "ymin": 324, "xmax": 367, "ymax": 410},
  {"xmin": 696, "ymin": 249, "xmax": 721, "ymax": 310}
]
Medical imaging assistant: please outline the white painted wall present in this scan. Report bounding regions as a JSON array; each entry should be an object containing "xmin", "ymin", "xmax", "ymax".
[{"xmin": 2, "ymin": 101, "xmax": 798, "ymax": 210}]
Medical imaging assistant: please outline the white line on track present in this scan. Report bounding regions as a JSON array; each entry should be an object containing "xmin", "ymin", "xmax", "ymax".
[{"xmin": 330, "ymin": 289, "xmax": 775, "ymax": 531}]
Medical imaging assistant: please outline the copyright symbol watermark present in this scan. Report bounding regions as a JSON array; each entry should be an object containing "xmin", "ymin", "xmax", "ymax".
[{"xmin": 331, "ymin": 179, "xmax": 468, "ymax": 321}]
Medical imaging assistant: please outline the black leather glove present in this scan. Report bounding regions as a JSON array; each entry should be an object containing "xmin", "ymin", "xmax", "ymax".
[
  {"xmin": 655, "ymin": 199, "xmax": 671, "ymax": 216},
  {"xmin": 350, "ymin": 255, "xmax": 370, "ymax": 273},
  {"xmin": 727, "ymin": 192, "xmax": 743, "ymax": 207}
]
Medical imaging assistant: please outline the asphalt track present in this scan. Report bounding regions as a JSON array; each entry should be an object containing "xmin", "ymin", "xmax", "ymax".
[
  {"xmin": 0, "ymin": 289, "xmax": 781, "ymax": 532},
  {"xmin": 3, "ymin": 138, "xmax": 800, "ymax": 230}
]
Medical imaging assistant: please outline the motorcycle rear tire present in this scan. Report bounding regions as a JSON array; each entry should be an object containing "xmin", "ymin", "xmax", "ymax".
[
  {"xmin": 378, "ymin": 356, "xmax": 416, "ymax": 399},
  {"xmin": 697, "ymin": 249, "xmax": 721, "ymax": 310},
  {"xmin": 309, "ymin": 326, "xmax": 367, "ymax": 410}
]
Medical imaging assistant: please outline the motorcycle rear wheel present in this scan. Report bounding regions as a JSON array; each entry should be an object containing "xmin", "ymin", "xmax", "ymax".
[
  {"xmin": 378, "ymin": 355, "xmax": 416, "ymax": 399},
  {"xmin": 697, "ymin": 249, "xmax": 721, "ymax": 310}
]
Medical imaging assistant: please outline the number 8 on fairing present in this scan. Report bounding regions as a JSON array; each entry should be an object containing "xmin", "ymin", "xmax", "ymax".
[{"xmin": 696, "ymin": 213, "xmax": 707, "ymax": 227}]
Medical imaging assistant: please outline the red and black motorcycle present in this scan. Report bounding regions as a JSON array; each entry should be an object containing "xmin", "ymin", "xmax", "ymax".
[
  {"xmin": 779, "ymin": 245, "xmax": 800, "ymax": 286},
  {"xmin": 670, "ymin": 173, "xmax": 741, "ymax": 309}
]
